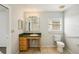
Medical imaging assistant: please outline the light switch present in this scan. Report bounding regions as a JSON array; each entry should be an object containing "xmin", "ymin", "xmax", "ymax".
[{"xmin": 11, "ymin": 30, "xmax": 15, "ymax": 33}]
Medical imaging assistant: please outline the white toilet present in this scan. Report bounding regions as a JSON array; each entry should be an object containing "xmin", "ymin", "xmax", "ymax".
[
  {"xmin": 54, "ymin": 33, "xmax": 65, "ymax": 53},
  {"xmin": 57, "ymin": 41, "xmax": 65, "ymax": 53}
]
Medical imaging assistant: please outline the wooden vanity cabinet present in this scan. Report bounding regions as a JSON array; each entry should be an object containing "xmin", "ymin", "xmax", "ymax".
[{"xmin": 19, "ymin": 36, "xmax": 29, "ymax": 52}]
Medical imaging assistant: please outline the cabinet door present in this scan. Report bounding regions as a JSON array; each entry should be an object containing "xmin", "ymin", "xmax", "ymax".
[{"xmin": 19, "ymin": 37, "xmax": 29, "ymax": 51}]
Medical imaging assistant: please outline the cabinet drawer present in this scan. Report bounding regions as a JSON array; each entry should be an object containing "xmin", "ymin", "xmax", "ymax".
[
  {"xmin": 20, "ymin": 40, "xmax": 29, "ymax": 45},
  {"xmin": 20, "ymin": 41, "xmax": 26, "ymax": 45},
  {"xmin": 20, "ymin": 46, "xmax": 27, "ymax": 50}
]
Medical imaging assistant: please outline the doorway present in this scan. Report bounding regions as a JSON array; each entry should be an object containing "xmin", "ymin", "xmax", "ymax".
[{"xmin": 0, "ymin": 5, "xmax": 9, "ymax": 54}]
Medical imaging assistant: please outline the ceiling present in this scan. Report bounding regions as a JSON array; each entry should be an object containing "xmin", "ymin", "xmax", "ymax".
[{"xmin": 10, "ymin": 4, "xmax": 73, "ymax": 12}]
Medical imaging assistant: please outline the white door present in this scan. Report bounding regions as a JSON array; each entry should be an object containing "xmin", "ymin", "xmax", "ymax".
[{"xmin": 0, "ymin": 5, "xmax": 9, "ymax": 53}]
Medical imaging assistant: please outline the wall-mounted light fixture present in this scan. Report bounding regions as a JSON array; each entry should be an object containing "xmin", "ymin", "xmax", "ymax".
[{"xmin": 18, "ymin": 19, "xmax": 23, "ymax": 29}]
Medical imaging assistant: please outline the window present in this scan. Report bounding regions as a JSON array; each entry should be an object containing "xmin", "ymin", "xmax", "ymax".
[{"xmin": 48, "ymin": 20, "xmax": 60, "ymax": 32}]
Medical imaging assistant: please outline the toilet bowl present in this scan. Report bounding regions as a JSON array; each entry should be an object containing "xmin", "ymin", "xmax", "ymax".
[
  {"xmin": 54, "ymin": 32, "xmax": 65, "ymax": 53},
  {"xmin": 57, "ymin": 41, "xmax": 65, "ymax": 53}
]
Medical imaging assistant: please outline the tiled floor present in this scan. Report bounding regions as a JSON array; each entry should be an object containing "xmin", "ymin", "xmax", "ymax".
[
  {"xmin": 40, "ymin": 47, "xmax": 58, "ymax": 54},
  {"xmin": 20, "ymin": 47, "xmax": 40, "ymax": 54},
  {"xmin": 20, "ymin": 47, "xmax": 70, "ymax": 54}
]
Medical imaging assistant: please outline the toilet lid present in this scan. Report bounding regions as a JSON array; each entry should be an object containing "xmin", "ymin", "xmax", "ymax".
[{"xmin": 57, "ymin": 42, "xmax": 65, "ymax": 46}]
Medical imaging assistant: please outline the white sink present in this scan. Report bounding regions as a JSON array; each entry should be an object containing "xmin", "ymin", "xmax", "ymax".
[{"xmin": 30, "ymin": 34, "xmax": 39, "ymax": 36}]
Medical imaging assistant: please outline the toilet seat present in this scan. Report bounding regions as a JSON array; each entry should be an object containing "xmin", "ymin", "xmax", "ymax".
[{"xmin": 57, "ymin": 41, "xmax": 65, "ymax": 47}]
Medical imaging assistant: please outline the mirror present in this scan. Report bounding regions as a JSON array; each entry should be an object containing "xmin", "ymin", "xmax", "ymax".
[{"xmin": 24, "ymin": 12, "xmax": 40, "ymax": 33}]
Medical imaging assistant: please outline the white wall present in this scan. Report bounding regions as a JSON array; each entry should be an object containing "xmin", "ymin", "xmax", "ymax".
[
  {"xmin": 64, "ymin": 5, "xmax": 79, "ymax": 53},
  {"xmin": 10, "ymin": 7, "xmax": 24, "ymax": 54}
]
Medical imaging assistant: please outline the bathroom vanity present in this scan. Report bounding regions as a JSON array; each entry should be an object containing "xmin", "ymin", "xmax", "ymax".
[{"xmin": 19, "ymin": 33, "xmax": 41, "ymax": 52}]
